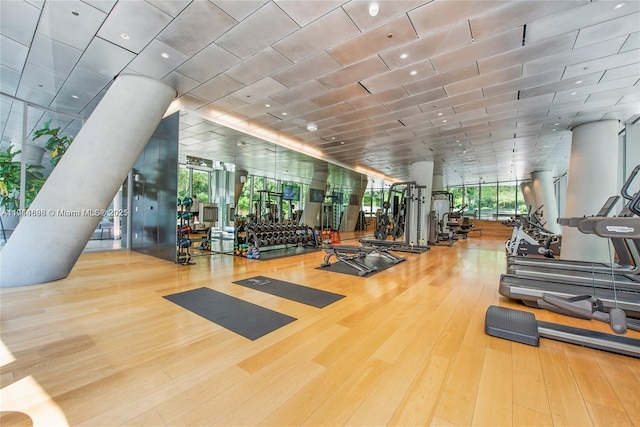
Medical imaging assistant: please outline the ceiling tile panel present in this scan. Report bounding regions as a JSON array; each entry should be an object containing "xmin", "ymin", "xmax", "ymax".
[
  {"xmin": 408, "ymin": 1, "xmax": 506, "ymax": 37},
  {"xmin": 367, "ymin": 106, "xmax": 423, "ymax": 125},
  {"xmin": 601, "ymin": 63, "xmax": 640, "ymax": 82},
  {"xmin": 38, "ymin": 0, "xmax": 107, "ymax": 51},
  {"xmin": 445, "ymin": 65, "xmax": 522, "ymax": 96},
  {"xmin": 385, "ymin": 87, "xmax": 447, "ymax": 112},
  {"xmin": 526, "ymin": 1, "xmax": 640, "ymax": 45},
  {"xmin": 574, "ymin": 12, "xmax": 640, "ymax": 49},
  {"xmin": 361, "ymin": 60, "xmax": 434, "ymax": 94},
  {"xmin": 484, "ymin": 69, "xmax": 564, "ymax": 98},
  {"xmin": 301, "ymin": 103, "xmax": 354, "ymax": 121},
  {"xmin": 336, "ymin": 105, "xmax": 389, "ymax": 123},
  {"xmin": 176, "ymin": 43, "xmax": 241, "ymax": 83},
  {"xmin": 470, "ymin": 1, "xmax": 585, "ymax": 41},
  {"xmin": 145, "ymin": 0, "xmax": 190, "ymax": 17},
  {"xmin": 162, "ymin": 71, "xmax": 200, "ymax": 96},
  {"xmin": 272, "ymin": 7, "xmax": 359, "ymax": 62},
  {"xmin": 25, "ymin": 32, "xmax": 83, "ymax": 77},
  {"xmin": 1, "ymin": 0, "xmax": 40, "ymax": 46},
  {"xmin": 189, "ymin": 74, "xmax": 244, "ymax": 102},
  {"xmin": 403, "ymin": 62, "xmax": 478, "ymax": 96},
  {"xmin": 230, "ymin": 77, "xmax": 288, "ymax": 102},
  {"xmin": 82, "ymin": 1, "xmax": 116, "ymax": 14},
  {"xmin": 328, "ymin": 15, "xmax": 418, "ymax": 66},
  {"xmin": 563, "ymin": 50, "xmax": 640, "ymax": 81},
  {"xmin": 479, "ymin": 32, "xmax": 576, "ymax": 75},
  {"xmin": 523, "ymin": 36, "xmax": 626, "ymax": 77},
  {"xmin": 215, "ymin": 2, "xmax": 299, "ymax": 59},
  {"xmin": 75, "ymin": 37, "xmax": 136, "ymax": 78},
  {"xmin": 430, "ymin": 27, "xmax": 522, "ymax": 72},
  {"xmin": 0, "ymin": 65, "xmax": 21, "ymax": 96},
  {"xmin": 97, "ymin": 0, "xmax": 171, "ymax": 53},
  {"xmin": 1, "ymin": 35, "xmax": 29, "ymax": 73},
  {"xmin": 271, "ymin": 51, "xmax": 341, "ymax": 88},
  {"xmin": 269, "ymin": 80, "xmax": 329, "ymax": 104},
  {"xmin": 310, "ymin": 84, "xmax": 369, "ymax": 108},
  {"xmin": 210, "ymin": 1, "xmax": 268, "ymax": 22},
  {"xmin": 318, "ymin": 57, "xmax": 389, "ymax": 90},
  {"xmin": 225, "ymin": 47, "xmax": 292, "ymax": 85},
  {"xmin": 380, "ymin": 21, "xmax": 471, "ymax": 70},
  {"xmin": 342, "ymin": 0, "xmax": 425, "ymax": 32},
  {"xmin": 156, "ymin": 1, "xmax": 236, "ymax": 56},
  {"xmin": 127, "ymin": 39, "xmax": 189, "ymax": 80},
  {"xmin": 347, "ymin": 87, "xmax": 408, "ymax": 110},
  {"xmin": 62, "ymin": 66, "xmax": 112, "ymax": 99}
]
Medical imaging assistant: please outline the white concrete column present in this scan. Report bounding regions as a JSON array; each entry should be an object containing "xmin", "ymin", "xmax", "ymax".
[
  {"xmin": 0, "ymin": 75, "xmax": 176, "ymax": 286},
  {"xmin": 531, "ymin": 170, "xmax": 560, "ymax": 234},
  {"xmin": 561, "ymin": 120, "xmax": 619, "ymax": 263},
  {"xmin": 519, "ymin": 181, "xmax": 534, "ymax": 214},
  {"xmin": 409, "ymin": 161, "xmax": 434, "ymax": 245},
  {"xmin": 432, "ymin": 173, "xmax": 444, "ymax": 192},
  {"xmin": 301, "ymin": 166, "xmax": 328, "ymax": 228}
]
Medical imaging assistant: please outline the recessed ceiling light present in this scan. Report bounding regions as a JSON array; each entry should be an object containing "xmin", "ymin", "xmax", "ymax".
[
  {"xmin": 409, "ymin": 70, "xmax": 417, "ymax": 76},
  {"xmin": 340, "ymin": 141, "xmax": 345, "ymax": 145},
  {"xmin": 307, "ymin": 123, "xmax": 318, "ymax": 132},
  {"xmin": 265, "ymin": 104, "xmax": 270, "ymax": 107},
  {"xmin": 437, "ymin": 112, "xmax": 443, "ymax": 116},
  {"xmin": 71, "ymin": 11, "xmax": 79, "ymax": 16},
  {"xmin": 570, "ymin": 91, "xmax": 577, "ymax": 95},
  {"xmin": 552, "ymin": 129, "xmax": 557, "ymax": 131},
  {"xmin": 400, "ymin": 53, "xmax": 408, "ymax": 59},
  {"xmin": 71, "ymin": 95, "xmax": 79, "ymax": 99},
  {"xmin": 576, "ymin": 80, "xmax": 583, "ymax": 84},
  {"xmin": 554, "ymin": 123, "xmax": 560, "ymax": 126},
  {"xmin": 120, "ymin": 33, "xmax": 130, "ymax": 40},
  {"xmin": 160, "ymin": 52, "xmax": 170, "ymax": 59},
  {"xmin": 369, "ymin": 2, "xmax": 379, "ymax": 16},
  {"xmin": 614, "ymin": 2, "xmax": 625, "ymax": 9},
  {"xmin": 331, "ymin": 137, "xmax": 336, "ymax": 140},
  {"xmin": 282, "ymin": 112, "xmax": 287, "ymax": 115},
  {"xmin": 442, "ymin": 119, "xmax": 447, "ymax": 123}
]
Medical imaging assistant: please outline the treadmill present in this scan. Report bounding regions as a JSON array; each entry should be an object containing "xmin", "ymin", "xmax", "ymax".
[{"xmin": 506, "ymin": 196, "xmax": 640, "ymax": 276}]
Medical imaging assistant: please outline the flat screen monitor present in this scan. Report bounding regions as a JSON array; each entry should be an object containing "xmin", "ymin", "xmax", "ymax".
[
  {"xmin": 282, "ymin": 184, "xmax": 300, "ymax": 201},
  {"xmin": 309, "ymin": 188, "xmax": 325, "ymax": 203}
]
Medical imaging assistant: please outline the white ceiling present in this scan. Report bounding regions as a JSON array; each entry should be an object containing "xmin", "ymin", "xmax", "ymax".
[{"xmin": 1, "ymin": 0, "xmax": 639, "ymax": 187}]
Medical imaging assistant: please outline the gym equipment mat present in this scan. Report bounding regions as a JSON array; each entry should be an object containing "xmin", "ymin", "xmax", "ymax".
[
  {"xmin": 233, "ymin": 276, "xmax": 345, "ymax": 308},
  {"xmin": 316, "ymin": 255, "xmax": 397, "ymax": 277},
  {"xmin": 163, "ymin": 287, "xmax": 296, "ymax": 340}
]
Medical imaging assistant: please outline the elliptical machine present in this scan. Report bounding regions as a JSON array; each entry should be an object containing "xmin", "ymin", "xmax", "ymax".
[{"xmin": 504, "ymin": 205, "xmax": 558, "ymax": 257}]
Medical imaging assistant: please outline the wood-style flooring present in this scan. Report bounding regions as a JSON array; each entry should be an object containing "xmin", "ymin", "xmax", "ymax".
[{"xmin": 1, "ymin": 222, "xmax": 639, "ymax": 426}]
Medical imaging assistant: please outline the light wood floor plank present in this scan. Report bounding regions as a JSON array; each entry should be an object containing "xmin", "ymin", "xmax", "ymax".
[{"xmin": 1, "ymin": 224, "xmax": 639, "ymax": 427}]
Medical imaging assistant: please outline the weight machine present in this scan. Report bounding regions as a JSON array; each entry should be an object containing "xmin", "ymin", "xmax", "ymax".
[{"xmin": 362, "ymin": 181, "xmax": 429, "ymax": 253}]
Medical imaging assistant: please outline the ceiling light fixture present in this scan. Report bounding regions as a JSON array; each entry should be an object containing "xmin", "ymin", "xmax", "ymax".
[
  {"xmin": 307, "ymin": 123, "xmax": 318, "ymax": 132},
  {"xmin": 282, "ymin": 112, "xmax": 287, "ymax": 115},
  {"xmin": 265, "ymin": 104, "xmax": 270, "ymax": 107},
  {"xmin": 71, "ymin": 95, "xmax": 79, "ymax": 99},
  {"xmin": 160, "ymin": 52, "xmax": 170, "ymax": 59},
  {"xmin": 120, "ymin": 33, "xmax": 130, "ymax": 40},
  {"xmin": 409, "ymin": 70, "xmax": 417, "ymax": 76},
  {"xmin": 576, "ymin": 80, "xmax": 583, "ymax": 84},
  {"xmin": 369, "ymin": 2, "xmax": 379, "ymax": 16},
  {"xmin": 71, "ymin": 11, "xmax": 79, "ymax": 16},
  {"xmin": 570, "ymin": 91, "xmax": 577, "ymax": 95},
  {"xmin": 400, "ymin": 53, "xmax": 408, "ymax": 59},
  {"xmin": 614, "ymin": 2, "xmax": 625, "ymax": 9}
]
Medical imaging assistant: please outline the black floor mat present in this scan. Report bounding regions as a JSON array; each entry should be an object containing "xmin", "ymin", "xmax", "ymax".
[
  {"xmin": 256, "ymin": 246, "xmax": 320, "ymax": 261},
  {"xmin": 233, "ymin": 276, "xmax": 345, "ymax": 308},
  {"xmin": 315, "ymin": 254, "xmax": 398, "ymax": 277},
  {"xmin": 163, "ymin": 287, "xmax": 296, "ymax": 340}
]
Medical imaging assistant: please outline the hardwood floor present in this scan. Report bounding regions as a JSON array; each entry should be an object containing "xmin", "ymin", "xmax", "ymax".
[{"xmin": 1, "ymin": 224, "xmax": 639, "ymax": 426}]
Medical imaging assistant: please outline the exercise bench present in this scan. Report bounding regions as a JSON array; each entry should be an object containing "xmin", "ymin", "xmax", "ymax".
[{"xmin": 320, "ymin": 244, "xmax": 406, "ymax": 276}]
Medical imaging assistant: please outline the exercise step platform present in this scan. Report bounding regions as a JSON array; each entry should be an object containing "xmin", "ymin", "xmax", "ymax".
[
  {"xmin": 485, "ymin": 305, "xmax": 539, "ymax": 346},
  {"xmin": 485, "ymin": 305, "xmax": 640, "ymax": 358}
]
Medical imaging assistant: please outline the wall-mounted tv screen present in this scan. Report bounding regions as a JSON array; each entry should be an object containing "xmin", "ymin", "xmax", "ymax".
[
  {"xmin": 309, "ymin": 188, "xmax": 325, "ymax": 203},
  {"xmin": 282, "ymin": 184, "xmax": 300, "ymax": 201},
  {"xmin": 349, "ymin": 194, "xmax": 360, "ymax": 206}
]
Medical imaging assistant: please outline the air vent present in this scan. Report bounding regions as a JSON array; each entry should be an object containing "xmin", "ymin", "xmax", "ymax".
[{"xmin": 522, "ymin": 24, "xmax": 527, "ymax": 46}]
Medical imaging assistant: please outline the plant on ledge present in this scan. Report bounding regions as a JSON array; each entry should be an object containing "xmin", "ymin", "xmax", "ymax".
[
  {"xmin": 33, "ymin": 119, "xmax": 74, "ymax": 166},
  {"xmin": 0, "ymin": 145, "xmax": 45, "ymax": 211}
]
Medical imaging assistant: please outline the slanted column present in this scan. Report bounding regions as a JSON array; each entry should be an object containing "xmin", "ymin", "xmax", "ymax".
[
  {"xmin": 519, "ymin": 181, "xmax": 534, "ymax": 215},
  {"xmin": 409, "ymin": 161, "xmax": 434, "ymax": 245},
  {"xmin": 301, "ymin": 165, "xmax": 328, "ymax": 229},
  {"xmin": 561, "ymin": 120, "xmax": 619, "ymax": 263},
  {"xmin": 0, "ymin": 75, "xmax": 176, "ymax": 287},
  {"xmin": 340, "ymin": 175, "xmax": 367, "ymax": 232},
  {"xmin": 531, "ymin": 170, "xmax": 560, "ymax": 234}
]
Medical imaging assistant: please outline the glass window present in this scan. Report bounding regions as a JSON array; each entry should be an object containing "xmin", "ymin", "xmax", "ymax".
[
  {"xmin": 479, "ymin": 184, "xmax": 497, "ymax": 220},
  {"xmin": 498, "ymin": 183, "xmax": 517, "ymax": 218},
  {"xmin": 516, "ymin": 183, "xmax": 528, "ymax": 215},
  {"xmin": 177, "ymin": 166, "xmax": 189, "ymax": 201},
  {"xmin": 448, "ymin": 187, "xmax": 464, "ymax": 210},
  {"xmin": 464, "ymin": 185, "xmax": 480, "ymax": 217},
  {"xmin": 191, "ymin": 169, "xmax": 209, "ymax": 202}
]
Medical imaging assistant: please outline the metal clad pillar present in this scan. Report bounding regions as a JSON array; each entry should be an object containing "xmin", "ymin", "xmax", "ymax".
[
  {"xmin": 410, "ymin": 161, "xmax": 434, "ymax": 245},
  {"xmin": 0, "ymin": 75, "xmax": 176, "ymax": 286},
  {"xmin": 561, "ymin": 120, "xmax": 619, "ymax": 263}
]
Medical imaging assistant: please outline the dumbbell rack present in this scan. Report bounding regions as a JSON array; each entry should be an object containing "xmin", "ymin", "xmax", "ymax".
[{"xmin": 242, "ymin": 222, "xmax": 318, "ymax": 252}]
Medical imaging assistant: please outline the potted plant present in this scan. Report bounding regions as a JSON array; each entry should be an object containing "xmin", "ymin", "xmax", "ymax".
[
  {"xmin": 0, "ymin": 145, "xmax": 45, "ymax": 210},
  {"xmin": 32, "ymin": 119, "xmax": 74, "ymax": 166}
]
